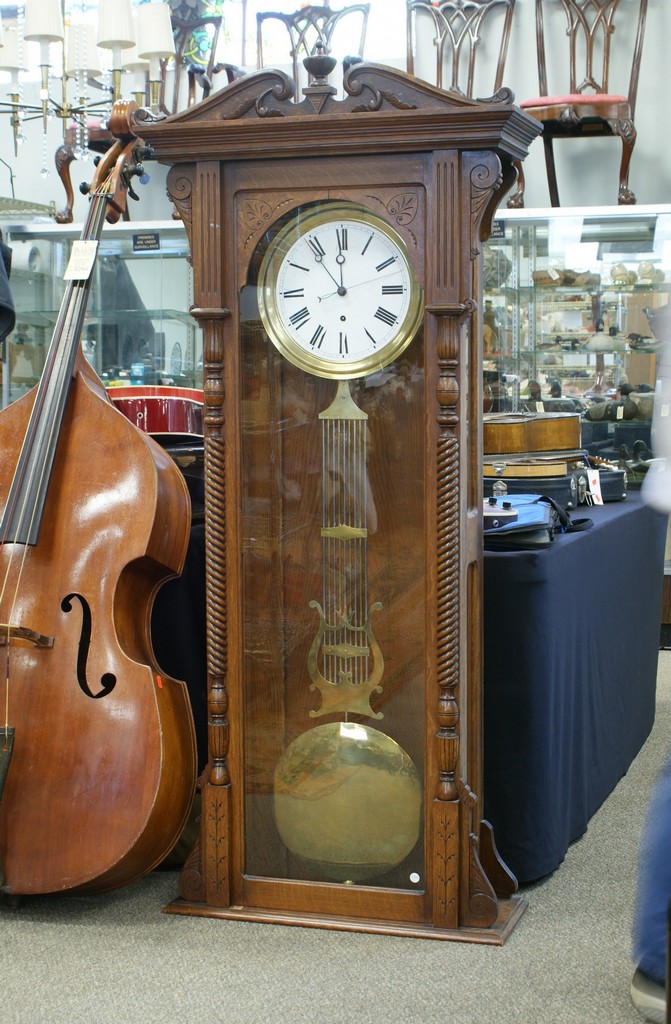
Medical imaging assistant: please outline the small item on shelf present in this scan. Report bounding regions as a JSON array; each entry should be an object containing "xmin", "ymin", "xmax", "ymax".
[
  {"xmin": 532, "ymin": 268, "xmax": 600, "ymax": 289},
  {"xmin": 637, "ymin": 260, "xmax": 665, "ymax": 284},
  {"xmin": 610, "ymin": 262, "xmax": 638, "ymax": 286},
  {"xmin": 627, "ymin": 332, "xmax": 663, "ymax": 353},
  {"xmin": 481, "ymin": 210, "xmax": 665, "ymax": 422},
  {"xmin": 483, "ymin": 299, "xmax": 499, "ymax": 355}
]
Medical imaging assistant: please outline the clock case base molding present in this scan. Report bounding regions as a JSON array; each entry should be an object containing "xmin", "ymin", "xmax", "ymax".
[
  {"xmin": 165, "ymin": 894, "xmax": 528, "ymax": 946},
  {"xmin": 138, "ymin": 60, "xmax": 541, "ymax": 944}
]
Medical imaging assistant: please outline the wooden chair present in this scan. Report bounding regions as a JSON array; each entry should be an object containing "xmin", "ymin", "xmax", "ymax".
[
  {"xmin": 508, "ymin": 0, "xmax": 649, "ymax": 209},
  {"xmin": 159, "ymin": 14, "xmax": 242, "ymax": 116},
  {"xmin": 406, "ymin": 0, "xmax": 515, "ymax": 97},
  {"xmin": 256, "ymin": 4, "xmax": 370, "ymax": 95}
]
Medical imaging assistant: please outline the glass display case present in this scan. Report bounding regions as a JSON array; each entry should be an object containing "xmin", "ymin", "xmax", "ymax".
[
  {"xmin": 1, "ymin": 220, "xmax": 198, "ymax": 409},
  {"xmin": 483, "ymin": 206, "xmax": 671, "ymax": 417}
]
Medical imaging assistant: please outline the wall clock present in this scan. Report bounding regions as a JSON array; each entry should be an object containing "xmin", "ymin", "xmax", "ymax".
[
  {"xmin": 138, "ymin": 56, "xmax": 540, "ymax": 942},
  {"xmin": 257, "ymin": 200, "xmax": 423, "ymax": 379}
]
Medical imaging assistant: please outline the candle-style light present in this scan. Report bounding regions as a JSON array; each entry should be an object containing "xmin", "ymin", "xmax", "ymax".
[
  {"xmin": 136, "ymin": 2, "xmax": 176, "ymax": 114},
  {"xmin": 96, "ymin": 0, "xmax": 136, "ymax": 103},
  {"xmin": 0, "ymin": 27, "xmax": 26, "ymax": 155},
  {"xmin": 66, "ymin": 22, "xmax": 103, "ymax": 159},
  {"xmin": 0, "ymin": 0, "xmax": 116, "ymax": 175},
  {"xmin": 122, "ymin": 11, "xmax": 150, "ymax": 108},
  {"xmin": 23, "ymin": 0, "xmax": 64, "ymax": 133}
]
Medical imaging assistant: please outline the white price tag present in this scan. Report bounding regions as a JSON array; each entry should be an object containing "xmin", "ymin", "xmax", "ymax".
[
  {"xmin": 587, "ymin": 469, "xmax": 604, "ymax": 505},
  {"xmin": 63, "ymin": 240, "xmax": 98, "ymax": 281},
  {"xmin": 616, "ymin": 404, "xmax": 624, "ymax": 420}
]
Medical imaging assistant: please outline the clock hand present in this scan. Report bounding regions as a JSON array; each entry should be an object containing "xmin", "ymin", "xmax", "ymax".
[
  {"xmin": 336, "ymin": 240, "xmax": 346, "ymax": 290},
  {"xmin": 317, "ymin": 271, "xmax": 401, "ymax": 302},
  {"xmin": 310, "ymin": 248, "xmax": 346, "ymax": 294}
]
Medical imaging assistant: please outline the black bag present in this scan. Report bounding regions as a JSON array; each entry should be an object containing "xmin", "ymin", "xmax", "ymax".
[{"xmin": 483, "ymin": 494, "xmax": 593, "ymax": 551}]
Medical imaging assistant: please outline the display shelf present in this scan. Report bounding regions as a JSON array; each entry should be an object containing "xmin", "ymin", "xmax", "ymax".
[
  {"xmin": 2, "ymin": 220, "xmax": 199, "ymax": 407},
  {"xmin": 484, "ymin": 206, "xmax": 670, "ymax": 415}
]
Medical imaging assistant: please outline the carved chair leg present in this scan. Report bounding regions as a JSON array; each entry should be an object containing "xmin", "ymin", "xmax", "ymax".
[
  {"xmin": 506, "ymin": 159, "xmax": 526, "ymax": 209},
  {"xmin": 542, "ymin": 135, "xmax": 560, "ymax": 207},
  {"xmin": 54, "ymin": 143, "xmax": 77, "ymax": 225},
  {"xmin": 610, "ymin": 118, "xmax": 637, "ymax": 205}
]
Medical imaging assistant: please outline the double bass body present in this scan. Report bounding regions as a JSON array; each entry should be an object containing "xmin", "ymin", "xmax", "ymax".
[
  {"xmin": 0, "ymin": 107, "xmax": 197, "ymax": 896},
  {"xmin": 0, "ymin": 356, "xmax": 196, "ymax": 896}
]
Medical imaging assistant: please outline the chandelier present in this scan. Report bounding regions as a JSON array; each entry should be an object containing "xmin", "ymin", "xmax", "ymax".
[{"xmin": 0, "ymin": 0, "xmax": 176, "ymax": 172}]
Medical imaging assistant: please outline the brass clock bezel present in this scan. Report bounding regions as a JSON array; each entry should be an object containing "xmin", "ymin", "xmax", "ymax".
[{"xmin": 257, "ymin": 200, "xmax": 424, "ymax": 380}]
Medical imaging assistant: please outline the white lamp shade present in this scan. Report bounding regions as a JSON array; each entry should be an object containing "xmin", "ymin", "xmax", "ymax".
[
  {"xmin": 123, "ymin": 12, "xmax": 151, "ymax": 73},
  {"xmin": 123, "ymin": 45, "xmax": 150, "ymax": 74},
  {"xmin": 136, "ymin": 3, "xmax": 176, "ymax": 61},
  {"xmin": 23, "ymin": 0, "xmax": 64, "ymax": 43},
  {"xmin": 0, "ymin": 27, "xmax": 24, "ymax": 71},
  {"xmin": 67, "ymin": 22, "xmax": 103, "ymax": 77},
  {"xmin": 97, "ymin": 0, "xmax": 135, "ymax": 50}
]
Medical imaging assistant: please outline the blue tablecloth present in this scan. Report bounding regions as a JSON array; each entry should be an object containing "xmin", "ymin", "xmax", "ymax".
[{"xmin": 483, "ymin": 494, "xmax": 667, "ymax": 883}]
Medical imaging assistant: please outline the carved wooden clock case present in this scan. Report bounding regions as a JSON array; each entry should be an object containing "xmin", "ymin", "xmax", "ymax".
[{"xmin": 137, "ymin": 56, "xmax": 540, "ymax": 943}]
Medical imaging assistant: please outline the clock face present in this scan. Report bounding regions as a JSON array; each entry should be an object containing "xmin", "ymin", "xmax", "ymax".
[{"xmin": 258, "ymin": 202, "xmax": 423, "ymax": 379}]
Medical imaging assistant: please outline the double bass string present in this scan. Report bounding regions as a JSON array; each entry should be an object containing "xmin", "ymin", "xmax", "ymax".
[
  {"xmin": 0, "ymin": 181, "xmax": 112, "ymax": 728},
  {"xmin": 0, "ymin": 184, "xmax": 110, "ymax": 546}
]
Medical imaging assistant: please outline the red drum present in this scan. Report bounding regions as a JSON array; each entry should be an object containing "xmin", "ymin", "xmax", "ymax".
[{"xmin": 110, "ymin": 386, "xmax": 204, "ymax": 440}]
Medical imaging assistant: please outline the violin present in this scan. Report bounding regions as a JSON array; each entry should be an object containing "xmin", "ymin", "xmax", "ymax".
[{"xmin": 0, "ymin": 102, "xmax": 197, "ymax": 896}]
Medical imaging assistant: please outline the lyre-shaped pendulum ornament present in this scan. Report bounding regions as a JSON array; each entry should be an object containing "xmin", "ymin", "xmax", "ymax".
[{"xmin": 273, "ymin": 380, "xmax": 421, "ymax": 884}]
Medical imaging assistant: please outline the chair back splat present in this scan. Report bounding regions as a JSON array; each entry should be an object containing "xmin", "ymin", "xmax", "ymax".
[
  {"xmin": 508, "ymin": 0, "xmax": 649, "ymax": 209},
  {"xmin": 406, "ymin": 0, "xmax": 515, "ymax": 97}
]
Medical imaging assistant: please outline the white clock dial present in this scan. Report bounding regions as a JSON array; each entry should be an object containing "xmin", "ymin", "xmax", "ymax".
[{"xmin": 258, "ymin": 203, "xmax": 423, "ymax": 379}]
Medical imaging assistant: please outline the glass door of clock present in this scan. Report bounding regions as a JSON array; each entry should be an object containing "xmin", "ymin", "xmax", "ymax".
[{"xmin": 238, "ymin": 289, "xmax": 426, "ymax": 892}]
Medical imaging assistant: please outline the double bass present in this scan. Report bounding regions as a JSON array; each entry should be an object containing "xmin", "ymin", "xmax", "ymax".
[{"xmin": 0, "ymin": 102, "xmax": 197, "ymax": 896}]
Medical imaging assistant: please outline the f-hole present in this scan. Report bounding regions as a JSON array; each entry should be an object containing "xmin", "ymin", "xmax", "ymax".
[{"xmin": 61, "ymin": 592, "xmax": 117, "ymax": 699}]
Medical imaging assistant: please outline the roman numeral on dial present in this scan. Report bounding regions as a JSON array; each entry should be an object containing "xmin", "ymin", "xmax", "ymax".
[
  {"xmin": 310, "ymin": 325, "xmax": 326, "ymax": 349},
  {"xmin": 374, "ymin": 307, "xmax": 398, "ymax": 327},
  {"xmin": 289, "ymin": 307, "xmax": 310, "ymax": 328},
  {"xmin": 307, "ymin": 236, "xmax": 326, "ymax": 258}
]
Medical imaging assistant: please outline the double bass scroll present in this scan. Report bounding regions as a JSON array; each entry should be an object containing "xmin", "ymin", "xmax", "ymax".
[{"xmin": 0, "ymin": 102, "xmax": 197, "ymax": 897}]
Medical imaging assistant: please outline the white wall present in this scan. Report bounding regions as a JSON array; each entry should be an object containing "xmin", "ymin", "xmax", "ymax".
[{"xmin": 2, "ymin": 0, "xmax": 670, "ymax": 222}]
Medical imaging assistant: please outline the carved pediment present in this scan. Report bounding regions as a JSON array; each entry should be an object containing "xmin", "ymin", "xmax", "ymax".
[
  {"xmin": 135, "ymin": 61, "xmax": 515, "ymax": 129},
  {"xmin": 135, "ymin": 61, "xmax": 538, "ymax": 164}
]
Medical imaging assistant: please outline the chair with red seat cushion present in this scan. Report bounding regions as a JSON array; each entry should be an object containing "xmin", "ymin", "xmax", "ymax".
[{"xmin": 508, "ymin": 0, "xmax": 648, "ymax": 208}]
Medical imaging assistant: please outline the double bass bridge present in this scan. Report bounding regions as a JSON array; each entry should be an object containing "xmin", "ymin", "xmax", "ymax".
[{"xmin": 0, "ymin": 624, "xmax": 54, "ymax": 648}]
